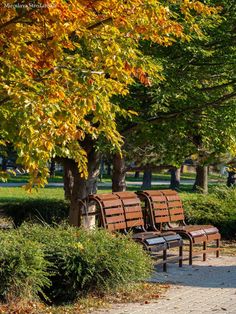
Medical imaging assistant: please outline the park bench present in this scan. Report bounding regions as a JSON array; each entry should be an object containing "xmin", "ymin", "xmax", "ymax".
[
  {"xmin": 89, "ymin": 191, "xmax": 183, "ymax": 271},
  {"xmin": 137, "ymin": 189, "xmax": 221, "ymax": 265}
]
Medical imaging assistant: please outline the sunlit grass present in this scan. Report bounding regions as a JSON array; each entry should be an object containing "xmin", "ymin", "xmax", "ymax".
[
  {"xmin": 0, "ymin": 187, "xmax": 65, "ymax": 203},
  {"xmin": 3, "ymin": 170, "xmax": 226, "ymax": 184}
]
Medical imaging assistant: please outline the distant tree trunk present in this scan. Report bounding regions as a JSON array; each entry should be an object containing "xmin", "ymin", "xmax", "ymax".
[
  {"xmin": 107, "ymin": 163, "xmax": 111, "ymax": 176},
  {"xmin": 1, "ymin": 156, "xmax": 7, "ymax": 171},
  {"xmin": 193, "ymin": 165, "xmax": 208, "ymax": 194},
  {"xmin": 112, "ymin": 153, "xmax": 126, "ymax": 192},
  {"xmin": 63, "ymin": 138, "xmax": 100, "ymax": 227},
  {"xmin": 63, "ymin": 159, "xmax": 74, "ymax": 201},
  {"xmin": 134, "ymin": 171, "xmax": 140, "ymax": 178},
  {"xmin": 99, "ymin": 158, "xmax": 105, "ymax": 181},
  {"xmin": 219, "ymin": 164, "xmax": 226, "ymax": 176},
  {"xmin": 49, "ymin": 159, "xmax": 56, "ymax": 177},
  {"xmin": 141, "ymin": 166, "xmax": 152, "ymax": 189},
  {"xmin": 227, "ymin": 171, "xmax": 236, "ymax": 187},
  {"xmin": 180, "ymin": 165, "xmax": 184, "ymax": 174},
  {"xmin": 169, "ymin": 167, "xmax": 181, "ymax": 190}
]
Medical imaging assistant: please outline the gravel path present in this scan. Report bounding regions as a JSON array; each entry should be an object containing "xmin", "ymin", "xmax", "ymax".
[{"xmin": 91, "ymin": 255, "xmax": 236, "ymax": 314}]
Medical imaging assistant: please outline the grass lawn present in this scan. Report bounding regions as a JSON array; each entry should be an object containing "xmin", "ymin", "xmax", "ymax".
[
  {"xmin": 0, "ymin": 186, "xmax": 198, "ymax": 205},
  {"xmin": 6, "ymin": 173, "xmax": 64, "ymax": 183},
  {"xmin": 125, "ymin": 171, "xmax": 224, "ymax": 181},
  {"xmin": 0, "ymin": 187, "xmax": 65, "ymax": 203},
  {"xmin": 0, "ymin": 181, "xmax": 226, "ymax": 204},
  {"xmin": 3, "ymin": 170, "xmax": 227, "ymax": 184}
]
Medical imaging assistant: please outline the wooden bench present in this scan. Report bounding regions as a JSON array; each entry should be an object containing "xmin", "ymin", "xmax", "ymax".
[
  {"xmin": 89, "ymin": 191, "xmax": 183, "ymax": 271},
  {"xmin": 137, "ymin": 189, "xmax": 221, "ymax": 265}
]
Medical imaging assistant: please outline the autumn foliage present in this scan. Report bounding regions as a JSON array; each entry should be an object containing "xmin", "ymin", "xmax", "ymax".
[{"xmin": 0, "ymin": 0, "xmax": 219, "ymax": 185}]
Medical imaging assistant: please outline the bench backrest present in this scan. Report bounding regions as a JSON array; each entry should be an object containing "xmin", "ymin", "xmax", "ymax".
[
  {"xmin": 138, "ymin": 190, "xmax": 170, "ymax": 226},
  {"xmin": 89, "ymin": 193, "xmax": 126, "ymax": 232},
  {"xmin": 114, "ymin": 191, "xmax": 145, "ymax": 229},
  {"xmin": 159, "ymin": 190, "xmax": 185, "ymax": 223}
]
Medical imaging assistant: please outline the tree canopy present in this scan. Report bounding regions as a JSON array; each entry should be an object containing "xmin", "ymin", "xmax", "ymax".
[
  {"xmin": 0, "ymin": 0, "xmax": 220, "ymax": 186},
  {"xmin": 119, "ymin": 0, "xmax": 236, "ymax": 170}
]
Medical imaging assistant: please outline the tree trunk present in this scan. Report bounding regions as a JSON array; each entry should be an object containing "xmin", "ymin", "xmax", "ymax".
[
  {"xmin": 169, "ymin": 167, "xmax": 181, "ymax": 190},
  {"xmin": 99, "ymin": 158, "xmax": 105, "ymax": 181},
  {"xmin": 63, "ymin": 141, "xmax": 100, "ymax": 227},
  {"xmin": 227, "ymin": 171, "xmax": 236, "ymax": 187},
  {"xmin": 112, "ymin": 153, "xmax": 126, "ymax": 192},
  {"xmin": 134, "ymin": 171, "xmax": 140, "ymax": 178},
  {"xmin": 49, "ymin": 159, "xmax": 56, "ymax": 177},
  {"xmin": 1, "ymin": 156, "xmax": 7, "ymax": 171},
  {"xmin": 63, "ymin": 158, "xmax": 74, "ymax": 201},
  {"xmin": 107, "ymin": 163, "xmax": 111, "ymax": 176},
  {"xmin": 193, "ymin": 165, "xmax": 208, "ymax": 194},
  {"xmin": 141, "ymin": 166, "xmax": 152, "ymax": 189}
]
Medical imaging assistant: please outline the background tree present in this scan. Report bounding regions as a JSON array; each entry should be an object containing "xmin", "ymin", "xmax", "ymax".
[{"xmin": 116, "ymin": 0, "xmax": 236, "ymax": 194}]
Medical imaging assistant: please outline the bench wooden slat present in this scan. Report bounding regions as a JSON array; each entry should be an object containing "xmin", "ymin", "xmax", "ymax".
[
  {"xmin": 123, "ymin": 205, "xmax": 142, "ymax": 213},
  {"xmin": 96, "ymin": 194, "xmax": 118, "ymax": 200},
  {"xmin": 166, "ymin": 195, "xmax": 181, "ymax": 201},
  {"xmin": 161, "ymin": 189, "xmax": 176, "ymax": 195},
  {"xmin": 152, "ymin": 203, "xmax": 167, "ymax": 209},
  {"xmin": 107, "ymin": 222, "xmax": 126, "ymax": 231},
  {"xmin": 204, "ymin": 227, "xmax": 219, "ymax": 234},
  {"xmin": 193, "ymin": 236, "xmax": 207, "ymax": 244},
  {"xmin": 207, "ymin": 233, "xmax": 221, "ymax": 241},
  {"xmin": 143, "ymin": 190, "xmax": 163, "ymax": 196},
  {"xmin": 170, "ymin": 214, "xmax": 185, "ymax": 221},
  {"xmin": 153, "ymin": 209, "xmax": 169, "ymax": 216},
  {"xmin": 126, "ymin": 219, "xmax": 144, "ymax": 228},
  {"xmin": 169, "ymin": 208, "xmax": 184, "ymax": 215},
  {"xmin": 105, "ymin": 207, "xmax": 123, "ymax": 215},
  {"xmin": 122, "ymin": 198, "xmax": 140, "ymax": 206},
  {"xmin": 150, "ymin": 195, "xmax": 166, "ymax": 202},
  {"xmin": 168, "ymin": 201, "xmax": 183, "ymax": 208},
  {"xmin": 115, "ymin": 192, "xmax": 135, "ymax": 198},
  {"xmin": 189, "ymin": 230, "xmax": 206, "ymax": 237},
  {"xmin": 106, "ymin": 215, "xmax": 125, "ymax": 224},
  {"xmin": 125, "ymin": 212, "xmax": 142, "ymax": 219},
  {"xmin": 155, "ymin": 216, "xmax": 170, "ymax": 223},
  {"xmin": 102, "ymin": 199, "xmax": 122, "ymax": 208}
]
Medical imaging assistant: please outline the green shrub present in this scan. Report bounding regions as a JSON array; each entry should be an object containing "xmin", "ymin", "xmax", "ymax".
[
  {"xmin": 0, "ymin": 229, "xmax": 50, "ymax": 301},
  {"xmin": 1, "ymin": 200, "xmax": 69, "ymax": 226},
  {"xmin": 1, "ymin": 224, "xmax": 153, "ymax": 303},
  {"xmin": 182, "ymin": 187, "xmax": 236, "ymax": 239}
]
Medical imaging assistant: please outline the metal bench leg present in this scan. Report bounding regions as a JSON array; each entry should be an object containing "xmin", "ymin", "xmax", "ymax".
[
  {"xmin": 216, "ymin": 239, "xmax": 220, "ymax": 258},
  {"xmin": 179, "ymin": 245, "xmax": 183, "ymax": 267},
  {"xmin": 163, "ymin": 249, "xmax": 167, "ymax": 272},
  {"xmin": 189, "ymin": 240, "xmax": 193, "ymax": 266},
  {"xmin": 203, "ymin": 241, "xmax": 206, "ymax": 261}
]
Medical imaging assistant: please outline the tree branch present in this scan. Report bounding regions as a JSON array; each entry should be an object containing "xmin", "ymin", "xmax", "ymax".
[
  {"xmin": 26, "ymin": 16, "xmax": 113, "ymax": 45},
  {"xmin": 0, "ymin": 97, "xmax": 11, "ymax": 106},
  {"xmin": 0, "ymin": 9, "xmax": 36, "ymax": 30},
  {"xmin": 199, "ymin": 80, "xmax": 236, "ymax": 92},
  {"xmin": 87, "ymin": 17, "xmax": 113, "ymax": 30},
  {"xmin": 189, "ymin": 62, "xmax": 235, "ymax": 67},
  {"xmin": 121, "ymin": 91, "xmax": 236, "ymax": 134}
]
